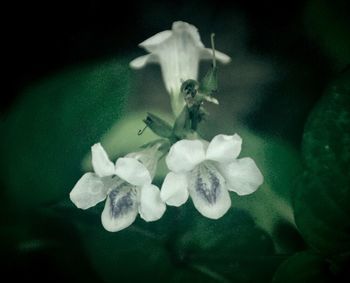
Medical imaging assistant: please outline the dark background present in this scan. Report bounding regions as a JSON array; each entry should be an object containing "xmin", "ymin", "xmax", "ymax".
[{"xmin": 1, "ymin": 0, "xmax": 349, "ymax": 282}]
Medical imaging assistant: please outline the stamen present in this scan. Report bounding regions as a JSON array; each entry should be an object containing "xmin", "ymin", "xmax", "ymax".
[{"xmin": 211, "ymin": 33, "xmax": 216, "ymax": 69}]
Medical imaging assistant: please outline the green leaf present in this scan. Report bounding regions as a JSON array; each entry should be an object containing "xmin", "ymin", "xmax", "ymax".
[
  {"xmin": 173, "ymin": 106, "xmax": 191, "ymax": 139},
  {"xmin": 143, "ymin": 112, "xmax": 173, "ymax": 138},
  {"xmin": 51, "ymin": 192, "xmax": 285, "ymax": 283},
  {"xmin": 240, "ymin": 130, "xmax": 303, "ymax": 200},
  {"xmin": 1, "ymin": 208, "xmax": 102, "ymax": 282},
  {"xmin": 77, "ymin": 224, "xmax": 174, "ymax": 282},
  {"xmin": 272, "ymin": 251, "xmax": 333, "ymax": 283},
  {"xmin": 294, "ymin": 69, "xmax": 350, "ymax": 256},
  {"xmin": 0, "ymin": 58, "xmax": 130, "ymax": 210},
  {"xmin": 302, "ymin": 72, "xmax": 350, "ymax": 177},
  {"xmin": 199, "ymin": 66, "xmax": 218, "ymax": 96},
  {"xmin": 294, "ymin": 171, "xmax": 350, "ymax": 255},
  {"xmin": 172, "ymin": 207, "xmax": 282, "ymax": 283}
]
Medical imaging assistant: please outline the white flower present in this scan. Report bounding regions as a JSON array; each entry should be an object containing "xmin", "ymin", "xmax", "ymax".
[
  {"xmin": 130, "ymin": 21, "xmax": 231, "ymax": 115},
  {"xmin": 160, "ymin": 134, "xmax": 263, "ymax": 219},
  {"xmin": 70, "ymin": 143, "xmax": 166, "ymax": 232}
]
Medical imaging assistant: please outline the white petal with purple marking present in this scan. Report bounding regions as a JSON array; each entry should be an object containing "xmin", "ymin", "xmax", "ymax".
[
  {"xmin": 101, "ymin": 183, "xmax": 139, "ymax": 232},
  {"xmin": 188, "ymin": 162, "xmax": 231, "ymax": 219}
]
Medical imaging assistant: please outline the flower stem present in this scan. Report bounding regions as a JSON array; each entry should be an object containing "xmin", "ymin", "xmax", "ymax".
[{"xmin": 189, "ymin": 105, "xmax": 200, "ymax": 131}]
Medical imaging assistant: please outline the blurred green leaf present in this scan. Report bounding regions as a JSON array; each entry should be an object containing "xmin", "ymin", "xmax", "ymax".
[
  {"xmin": 240, "ymin": 130, "xmax": 303, "ymax": 200},
  {"xmin": 173, "ymin": 207, "xmax": 282, "ymax": 283},
  {"xmin": 294, "ymin": 69, "xmax": 350, "ymax": 256},
  {"xmin": 69, "ymin": 203, "xmax": 282, "ymax": 283},
  {"xmin": 272, "ymin": 251, "xmax": 332, "ymax": 283},
  {"xmin": 294, "ymin": 171, "xmax": 350, "ymax": 256},
  {"xmin": 76, "ymin": 224, "xmax": 174, "ymax": 282},
  {"xmin": 302, "ymin": 69, "xmax": 350, "ymax": 176},
  {"xmin": 1, "ymin": 209, "xmax": 102, "ymax": 283},
  {"xmin": 227, "ymin": 129, "xmax": 303, "ymax": 253},
  {"xmin": 0, "ymin": 58, "xmax": 130, "ymax": 210}
]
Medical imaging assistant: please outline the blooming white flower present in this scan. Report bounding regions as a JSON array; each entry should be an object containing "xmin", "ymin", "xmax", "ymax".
[
  {"xmin": 70, "ymin": 143, "xmax": 165, "ymax": 232},
  {"xmin": 160, "ymin": 134, "xmax": 263, "ymax": 219},
  {"xmin": 130, "ymin": 21, "xmax": 231, "ymax": 115}
]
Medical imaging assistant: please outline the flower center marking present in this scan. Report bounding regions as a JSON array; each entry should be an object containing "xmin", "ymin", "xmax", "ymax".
[{"xmin": 109, "ymin": 183, "xmax": 137, "ymax": 218}]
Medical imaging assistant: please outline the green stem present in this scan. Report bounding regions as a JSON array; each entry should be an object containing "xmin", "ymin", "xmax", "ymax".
[{"xmin": 189, "ymin": 105, "xmax": 201, "ymax": 131}]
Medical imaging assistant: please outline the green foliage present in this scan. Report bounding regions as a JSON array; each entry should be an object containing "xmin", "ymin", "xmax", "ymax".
[
  {"xmin": 199, "ymin": 65, "xmax": 218, "ymax": 96},
  {"xmin": 173, "ymin": 106, "xmax": 191, "ymax": 139},
  {"xmin": 51, "ymin": 200, "xmax": 282, "ymax": 283},
  {"xmin": 272, "ymin": 251, "xmax": 332, "ymax": 283},
  {"xmin": 172, "ymin": 207, "xmax": 281, "ymax": 283},
  {"xmin": 143, "ymin": 112, "xmax": 173, "ymax": 138},
  {"xmin": 294, "ymin": 69, "xmax": 350, "ymax": 256},
  {"xmin": 0, "ymin": 58, "xmax": 130, "ymax": 210},
  {"xmin": 273, "ymin": 69, "xmax": 350, "ymax": 281}
]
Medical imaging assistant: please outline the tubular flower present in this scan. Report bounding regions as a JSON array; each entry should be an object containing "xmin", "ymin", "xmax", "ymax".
[
  {"xmin": 160, "ymin": 134, "xmax": 263, "ymax": 219},
  {"xmin": 70, "ymin": 143, "xmax": 165, "ymax": 232},
  {"xmin": 130, "ymin": 21, "xmax": 231, "ymax": 115}
]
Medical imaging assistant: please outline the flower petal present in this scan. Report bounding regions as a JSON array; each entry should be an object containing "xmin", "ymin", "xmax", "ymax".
[
  {"xmin": 129, "ymin": 54, "xmax": 158, "ymax": 69},
  {"xmin": 206, "ymin": 134, "xmax": 242, "ymax": 163},
  {"xmin": 143, "ymin": 22, "xmax": 204, "ymax": 115},
  {"xmin": 115, "ymin": 157, "xmax": 152, "ymax": 186},
  {"xmin": 101, "ymin": 185, "xmax": 139, "ymax": 232},
  {"xmin": 139, "ymin": 30, "xmax": 173, "ymax": 51},
  {"xmin": 69, "ymin": 173, "xmax": 108, "ymax": 209},
  {"xmin": 160, "ymin": 172, "xmax": 189, "ymax": 206},
  {"xmin": 91, "ymin": 143, "xmax": 115, "ymax": 177},
  {"xmin": 126, "ymin": 143, "xmax": 162, "ymax": 179},
  {"xmin": 172, "ymin": 21, "xmax": 204, "ymax": 48},
  {"xmin": 188, "ymin": 162, "xmax": 231, "ymax": 219},
  {"xmin": 139, "ymin": 184, "xmax": 166, "ymax": 222},
  {"xmin": 201, "ymin": 48, "xmax": 231, "ymax": 64},
  {"xmin": 166, "ymin": 139, "xmax": 206, "ymax": 173},
  {"xmin": 218, "ymin": 157, "xmax": 263, "ymax": 195}
]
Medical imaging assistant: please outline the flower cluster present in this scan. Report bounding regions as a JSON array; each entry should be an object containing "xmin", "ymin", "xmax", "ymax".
[
  {"xmin": 70, "ymin": 21, "xmax": 263, "ymax": 232},
  {"xmin": 70, "ymin": 143, "xmax": 165, "ymax": 232}
]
